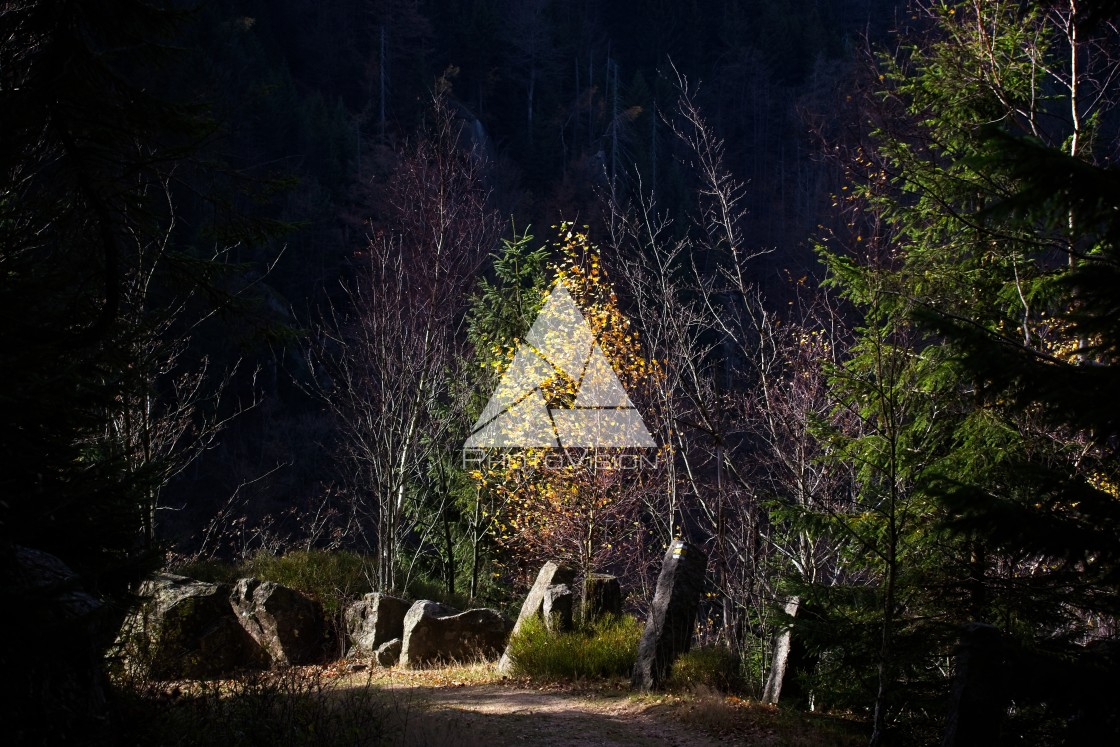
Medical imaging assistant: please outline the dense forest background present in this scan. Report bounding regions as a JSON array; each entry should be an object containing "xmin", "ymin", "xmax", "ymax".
[
  {"xmin": 4, "ymin": 1, "xmax": 1120, "ymax": 745},
  {"xmin": 151, "ymin": 0, "xmax": 903, "ymax": 549}
]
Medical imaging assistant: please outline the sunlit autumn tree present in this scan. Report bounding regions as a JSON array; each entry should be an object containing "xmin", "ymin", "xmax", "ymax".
[{"xmin": 469, "ymin": 224, "xmax": 663, "ymax": 606}]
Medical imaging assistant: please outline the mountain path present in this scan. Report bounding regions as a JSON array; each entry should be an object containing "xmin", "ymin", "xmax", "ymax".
[{"xmin": 340, "ymin": 670, "xmax": 743, "ymax": 746}]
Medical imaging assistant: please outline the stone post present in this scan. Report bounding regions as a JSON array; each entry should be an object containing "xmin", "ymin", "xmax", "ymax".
[
  {"xmin": 583, "ymin": 573, "xmax": 622, "ymax": 623},
  {"xmin": 497, "ymin": 561, "xmax": 575, "ymax": 673},
  {"xmin": 631, "ymin": 540, "xmax": 707, "ymax": 691}
]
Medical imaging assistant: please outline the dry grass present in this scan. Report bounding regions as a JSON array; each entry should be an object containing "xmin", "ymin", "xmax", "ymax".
[{"xmin": 633, "ymin": 686, "xmax": 867, "ymax": 746}]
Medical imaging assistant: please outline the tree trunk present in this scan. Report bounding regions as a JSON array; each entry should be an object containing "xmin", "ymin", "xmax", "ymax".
[
  {"xmin": 870, "ymin": 522, "xmax": 898, "ymax": 747},
  {"xmin": 762, "ymin": 595, "xmax": 801, "ymax": 704},
  {"xmin": 469, "ymin": 486, "xmax": 484, "ymax": 600},
  {"xmin": 443, "ymin": 505, "xmax": 455, "ymax": 598}
]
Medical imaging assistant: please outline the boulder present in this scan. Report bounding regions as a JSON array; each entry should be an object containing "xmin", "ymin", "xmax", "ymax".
[
  {"xmin": 400, "ymin": 600, "xmax": 513, "ymax": 668},
  {"xmin": 632, "ymin": 540, "xmax": 707, "ymax": 691},
  {"xmin": 6, "ymin": 546, "xmax": 109, "ymax": 744},
  {"xmin": 345, "ymin": 592, "xmax": 411, "ymax": 657},
  {"xmin": 230, "ymin": 577, "xmax": 326, "ymax": 666},
  {"xmin": 583, "ymin": 573, "xmax": 622, "ymax": 622},
  {"xmin": 122, "ymin": 573, "xmax": 266, "ymax": 679},
  {"xmin": 376, "ymin": 637, "xmax": 402, "ymax": 667},
  {"xmin": 543, "ymin": 583, "xmax": 574, "ymax": 633},
  {"xmin": 497, "ymin": 561, "xmax": 575, "ymax": 673}
]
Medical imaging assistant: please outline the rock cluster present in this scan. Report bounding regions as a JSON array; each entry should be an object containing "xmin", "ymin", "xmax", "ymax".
[
  {"xmin": 7, "ymin": 546, "xmax": 111, "ymax": 744},
  {"xmin": 231, "ymin": 577, "xmax": 326, "ymax": 666},
  {"xmin": 121, "ymin": 573, "xmax": 513, "ymax": 678},
  {"xmin": 121, "ymin": 574, "xmax": 268, "ymax": 679}
]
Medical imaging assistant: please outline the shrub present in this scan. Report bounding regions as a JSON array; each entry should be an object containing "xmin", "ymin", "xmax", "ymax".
[
  {"xmin": 507, "ymin": 613, "xmax": 643, "ymax": 680},
  {"xmin": 242, "ymin": 549, "xmax": 375, "ymax": 617},
  {"xmin": 403, "ymin": 574, "xmax": 474, "ymax": 612},
  {"xmin": 172, "ymin": 557, "xmax": 241, "ymax": 585},
  {"xmin": 668, "ymin": 645, "xmax": 744, "ymax": 693}
]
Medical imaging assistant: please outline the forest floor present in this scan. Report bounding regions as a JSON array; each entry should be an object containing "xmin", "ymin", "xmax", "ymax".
[{"xmin": 329, "ymin": 663, "xmax": 865, "ymax": 747}]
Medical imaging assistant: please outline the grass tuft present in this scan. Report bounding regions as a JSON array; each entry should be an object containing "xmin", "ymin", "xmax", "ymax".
[{"xmin": 507, "ymin": 613, "xmax": 642, "ymax": 680}]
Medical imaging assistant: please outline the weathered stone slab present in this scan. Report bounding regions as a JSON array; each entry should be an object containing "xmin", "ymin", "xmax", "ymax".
[
  {"xmin": 400, "ymin": 600, "xmax": 513, "ymax": 668},
  {"xmin": 375, "ymin": 637, "xmax": 402, "ymax": 667},
  {"xmin": 497, "ymin": 561, "xmax": 576, "ymax": 672},
  {"xmin": 345, "ymin": 592, "xmax": 411, "ymax": 657},
  {"xmin": 543, "ymin": 583, "xmax": 574, "ymax": 632},
  {"xmin": 631, "ymin": 540, "xmax": 707, "ymax": 691},
  {"xmin": 230, "ymin": 577, "xmax": 326, "ymax": 666},
  {"xmin": 583, "ymin": 573, "xmax": 622, "ymax": 622}
]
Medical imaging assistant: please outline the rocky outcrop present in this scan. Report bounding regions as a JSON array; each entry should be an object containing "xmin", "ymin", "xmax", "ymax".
[
  {"xmin": 122, "ymin": 573, "xmax": 266, "ymax": 679},
  {"xmin": 375, "ymin": 637, "xmax": 402, "ymax": 667},
  {"xmin": 230, "ymin": 577, "xmax": 326, "ymax": 666},
  {"xmin": 632, "ymin": 540, "xmax": 707, "ymax": 691},
  {"xmin": 345, "ymin": 592, "xmax": 411, "ymax": 657},
  {"xmin": 400, "ymin": 600, "xmax": 513, "ymax": 668},
  {"xmin": 497, "ymin": 561, "xmax": 575, "ymax": 673}
]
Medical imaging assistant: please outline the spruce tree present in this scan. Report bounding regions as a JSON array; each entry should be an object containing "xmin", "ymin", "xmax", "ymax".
[{"xmin": 819, "ymin": 1, "xmax": 1120, "ymax": 741}]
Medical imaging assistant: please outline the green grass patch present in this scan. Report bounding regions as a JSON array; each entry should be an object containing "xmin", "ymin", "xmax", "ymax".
[
  {"xmin": 403, "ymin": 574, "xmax": 475, "ymax": 613},
  {"xmin": 174, "ymin": 556, "xmax": 242, "ymax": 585},
  {"xmin": 506, "ymin": 613, "xmax": 642, "ymax": 680}
]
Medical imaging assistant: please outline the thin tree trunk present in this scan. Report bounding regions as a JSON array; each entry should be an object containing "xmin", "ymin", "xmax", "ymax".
[
  {"xmin": 762, "ymin": 595, "xmax": 801, "ymax": 704},
  {"xmin": 470, "ymin": 485, "xmax": 484, "ymax": 600},
  {"xmin": 870, "ymin": 507, "xmax": 898, "ymax": 747},
  {"xmin": 443, "ymin": 504, "xmax": 455, "ymax": 598}
]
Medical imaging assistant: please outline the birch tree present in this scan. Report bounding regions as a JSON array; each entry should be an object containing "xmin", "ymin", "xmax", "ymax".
[{"xmin": 314, "ymin": 92, "xmax": 498, "ymax": 590}]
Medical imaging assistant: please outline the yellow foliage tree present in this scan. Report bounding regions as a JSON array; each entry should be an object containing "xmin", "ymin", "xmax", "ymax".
[{"xmin": 469, "ymin": 224, "xmax": 663, "ymax": 599}]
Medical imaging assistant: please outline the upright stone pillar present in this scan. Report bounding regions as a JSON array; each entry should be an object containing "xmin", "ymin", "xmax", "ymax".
[
  {"xmin": 497, "ymin": 561, "xmax": 576, "ymax": 673},
  {"xmin": 631, "ymin": 540, "xmax": 707, "ymax": 691}
]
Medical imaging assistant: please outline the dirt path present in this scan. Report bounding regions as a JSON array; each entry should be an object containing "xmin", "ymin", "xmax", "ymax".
[
  {"xmin": 367, "ymin": 679, "xmax": 733, "ymax": 747},
  {"xmin": 327, "ymin": 665, "xmax": 859, "ymax": 746}
]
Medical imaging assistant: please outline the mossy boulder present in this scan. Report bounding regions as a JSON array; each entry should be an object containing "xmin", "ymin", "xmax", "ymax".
[{"xmin": 121, "ymin": 574, "xmax": 266, "ymax": 679}]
